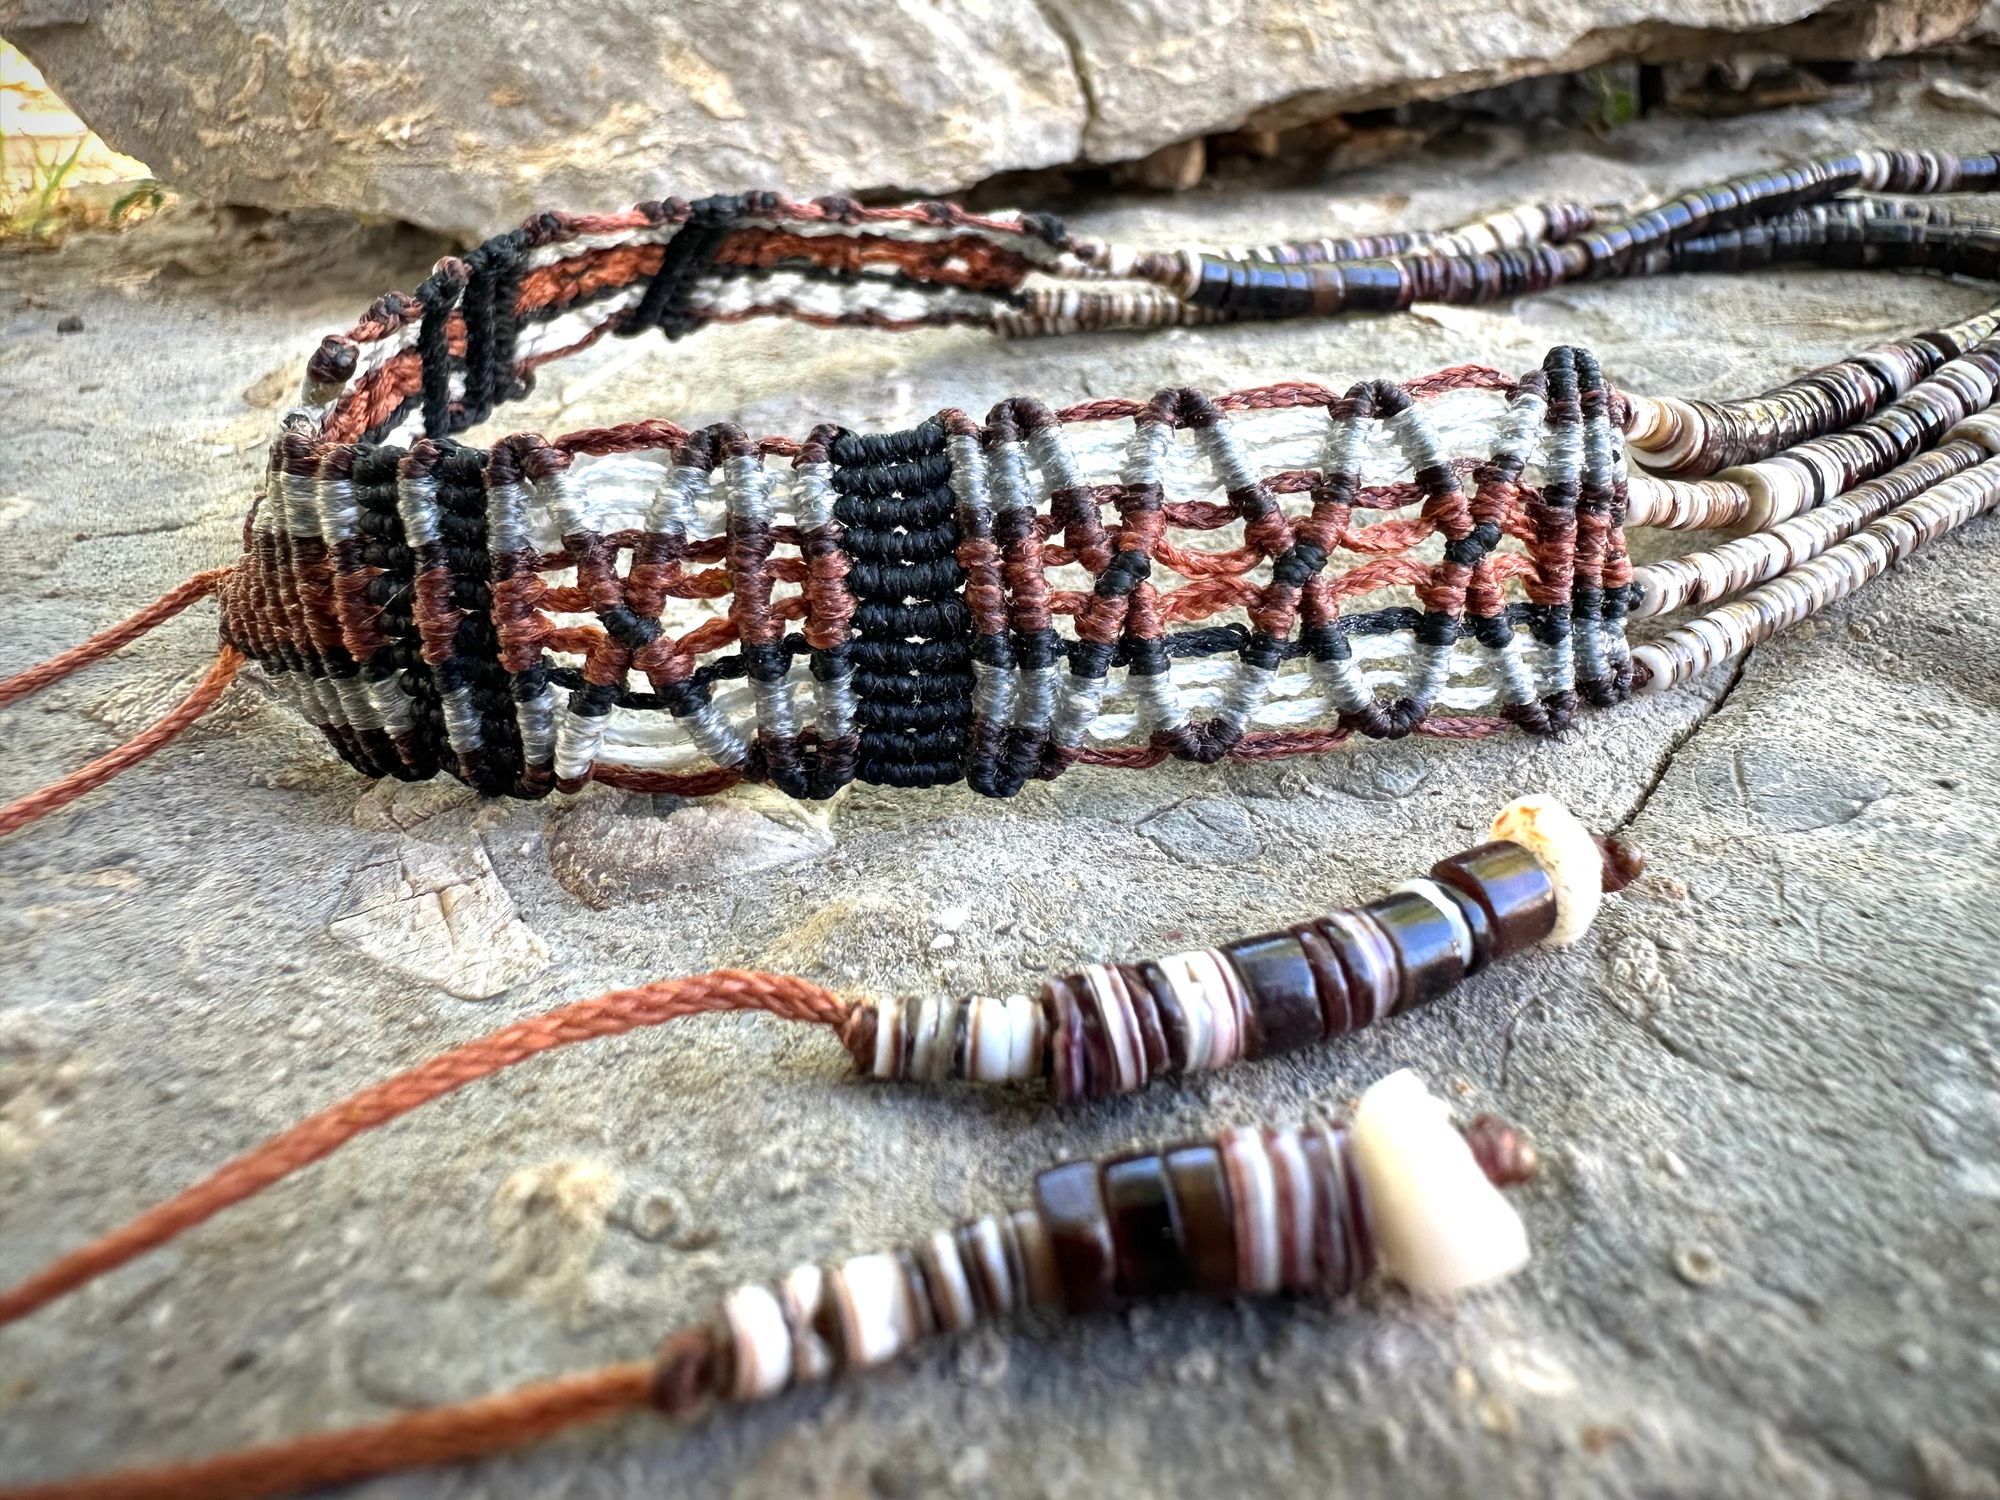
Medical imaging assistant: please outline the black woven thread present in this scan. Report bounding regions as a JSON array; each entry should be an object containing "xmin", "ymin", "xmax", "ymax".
[
  {"xmin": 535, "ymin": 604, "xmax": 1607, "ymax": 715},
  {"xmin": 459, "ymin": 232, "xmax": 529, "ymax": 430},
  {"xmin": 351, "ymin": 444, "xmax": 446, "ymax": 780},
  {"xmin": 434, "ymin": 444, "xmax": 527, "ymax": 795},
  {"xmin": 624, "ymin": 195, "xmax": 738, "ymax": 341},
  {"xmin": 414, "ymin": 261, "xmax": 468, "ymax": 440},
  {"xmin": 830, "ymin": 419, "xmax": 972, "ymax": 788}
]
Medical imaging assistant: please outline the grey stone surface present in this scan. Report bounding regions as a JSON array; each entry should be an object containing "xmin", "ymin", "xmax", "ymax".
[
  {"xmin": 3, "ymin": 72, "xmax": 2000, "ymax": 1500},
  {"xmin": 0, "ymin": 0, "xmax": 1984, "ymax": 237}
]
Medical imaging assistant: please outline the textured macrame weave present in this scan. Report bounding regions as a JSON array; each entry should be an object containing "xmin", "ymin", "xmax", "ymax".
[{"xmin": 210, "ymin": 146, "xmax": 2000, "ymax": 802}]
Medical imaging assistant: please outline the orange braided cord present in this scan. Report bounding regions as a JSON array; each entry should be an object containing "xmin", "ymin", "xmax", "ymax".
[
  {"xmin": 0, "ymin": 970, "xmax": 852, "ymax": 1328},
  {"xmin": 0, "ymin": 644, "xmax": 246, "ymax": 839},
  {"xmin": 0, "ymin": 1361, "xmax": 656, "ymax": 1500},
  {"xmin": 0, "ymin": 566, "xmax": 234, "ymax": 708}
]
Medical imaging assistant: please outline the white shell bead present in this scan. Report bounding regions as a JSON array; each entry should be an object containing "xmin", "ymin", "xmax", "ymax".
[
  {"xmin": 1348, "ymin": 1069, "xmax": 1530, "ymax": 1295},
  {"xmin": 722, "ymin": 1284, "xmax": 792, "ymax": 1400},
  {"xmin": 830, "ymin": 1251, "xmax": 920, "ymax": 1368},
  {"xmin": 1489, "ymin": 795, "xmax": 1603, "ymax": 947}
]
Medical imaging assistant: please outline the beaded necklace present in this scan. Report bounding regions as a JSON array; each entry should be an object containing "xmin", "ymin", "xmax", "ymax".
[
  {"xmin": 0, "ymin": 798, "xmax": 1622, "ymax": 1497},
  {"xmin": 3, "ymin": 147, "xmax": 1998, "ymax": 830},
  {"xmin": 2, "ymin": 1072, "xmax": 1537, "ymax": 1500},
  {"xmin": 0, "ymin": 144, "xmax": 1986, "ymax": 1497}
]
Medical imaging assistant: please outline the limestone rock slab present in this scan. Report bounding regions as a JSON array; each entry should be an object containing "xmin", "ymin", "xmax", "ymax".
[{"xmin": 1, "ymin": 0, "xmax": 1982, "ymax": 236}]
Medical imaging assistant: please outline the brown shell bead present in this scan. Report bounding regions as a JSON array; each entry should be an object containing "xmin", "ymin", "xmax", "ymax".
[
  {"xmin": 1033, "ymin": 1159, "xmax": 1119, "ymax": 1315},
  {"xmin": 1222, "ymin": 932, "xmax": 1323, "ymax": 1058},
  {"xmin": 1428, "ymin": 840, "xmax": 1558, "ymax": 957},
  {"xmin": 1360, "ymin": 889, "xmax": 1467, "ymax": 1012}
]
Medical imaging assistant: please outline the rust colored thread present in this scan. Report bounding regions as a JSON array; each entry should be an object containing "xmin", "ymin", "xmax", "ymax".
[
  {"xmin": 1594, "ymin": 834, "xmax": 1647, "ymax": 892},
  {"xmin": 1464, "ymin": 1115, "xmax": 1541, "ymax": 1187},
  {"xmin": 0, "ymin": 567, "xmax": 234, "ymax": 708},
  {"xmin": 0, "ymin": 1361, "xmax": 657, "ymax": 1500},
  {"xmin": 0, "ymin": 645, "xmax": 246, "ymax": 840},
  {"xmin": 0, "ymin": 970, "xmax": 852, "ymax": 1329}
]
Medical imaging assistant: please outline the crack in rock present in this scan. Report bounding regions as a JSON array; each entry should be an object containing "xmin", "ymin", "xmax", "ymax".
[{"xmin": 1615, "ymin": 648, "xmax": 1753, "ymax": 836}]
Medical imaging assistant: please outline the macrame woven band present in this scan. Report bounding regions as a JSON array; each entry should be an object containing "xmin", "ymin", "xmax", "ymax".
[{"xmin": 219, "ymin": 147, "xmax": 2000, "ymax": 800}]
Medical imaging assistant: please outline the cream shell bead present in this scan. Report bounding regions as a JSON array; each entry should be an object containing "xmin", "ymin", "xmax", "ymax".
[
  {"xmin": 1348, "ymin": 1069, "xmax": 1530, "ymax": 1296},
  {"xmin": 1489, "ymin": 794, "xmax": 1603, "ymax": 946}
]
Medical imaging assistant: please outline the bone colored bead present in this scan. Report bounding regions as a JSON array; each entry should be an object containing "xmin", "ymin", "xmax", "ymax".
[
  {"xmin": 1391, "ymin": 878, "xmax": 1477, "ymax": 968},
  {"xmin": 925, "ymin": 994, "xmax": 961, "ymax": 1082},
  {"xmin": 830, "ymin": 1251, "xmax": 920, "ymax": 1368},
  {"xmin": 1633, "ymin": 457, "xmax": 2000, "ymax": 697},
  {"xmin": 1218, "ymin": 955, "xmax": 1253, "ymax": 1058},
  {"xmin": 1726, "ymin": 456, "xmax": 1815, "ymax": 532},
  {"xmin": 967, "ymin": 994, "xmax": 1043, "ymax": 1083},
  {"xmin": 722, "ymin": 1283, "xmax": 793, "ymax": 1400},
  {"xmin": 908, "ymin": 1000, "xmax": 936, "ymax": 1080},
  {"xmin": 1207, "ymin": 950, "xmax": 1245, "ymax": 1067},
  {"xmin": 1624, "ymin": 472, "xmax": 1753, "ymax": 532},
  {"xmin": 1159, "ymin": 948, "xmax": 1239, "ymax": 1070},
  {"xmin": 1622, "ymin": 393, "xmax": 1672, "ymax": 448},
  {"xmin": 1156, "ymin": 950, "xmax": 1214, "ymax": 1070},
  {"xmin": 1957, "ymin": 412, "xmax": 2000, "ymax": 454},
  {"xmin": 1632, "ymin": 438, "xmax": 1989, "ymax": 619},
  {"xmin": 1625, "ymin": 395, "xmax": 1706, "ymax": 471},
  {"xmin": 1081, "ymin": 964, "xmax": 1144, "ymax": 1092},
  {"xmin": 1347, "ymin": 1069, "xmax": 1530, "ymax": 1296},
  {"xmin": 1488, "ymin": 795, "xmax": 1602, "ymax": 947},
  {"xmin": 966, "ymin": 995, "xmax": 1011, "ymax": 1082},
  {"xmin": 1009, "ymin": 995, "xmax": 1046, "ymax": 1081},
  {"xmin": 1622, "ymin": 472, "xmax": 1669, "ymax": 528}
]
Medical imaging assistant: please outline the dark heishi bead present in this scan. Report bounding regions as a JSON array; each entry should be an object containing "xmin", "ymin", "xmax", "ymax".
[
  {"xmin": 1428, "ymin": 840, "xmax": 1557, "ymax": 958},
  {"xmin": 1222, "ymin": 932, "xmax": 1322, "ymax": 1059},
  {"xmin": 812, "ymin": 1278, "xmax": 851, "ymax": 1367},
  {"xmin": 1307, "ymin": 263, "xmax": 1345, "ymax": 314},
  {"xmin": 1069, "ymin": 974, "xmax": 1117, "ymax": 1099},
  {"xmin": 1299, "ymin": 1129, "xmax": 1352, "ymax": 1295},
  {"xmin": 1102, "ymin": 1153, "xmax": 1190, "ymax": 1298},
  {"xmin": 1034, "ymin": 1160, "xmax": 1119, "ymax": 1315},
  {"xmin": 1341, "ymin": 261, "xmax": 1403, "ymax": 310},
  {"xmin": 1289, "ymin": 921, "xmax": 1353, "ymax": 1038},
  {"xmin": 1430, "ymin": 879, "xmax": 1496, "ymax": 975},
  {"xmin": 949, "ymin": 996, "xmax": 975, "ymax": 1081},
  {"xmin": 1311, "ymin": 910, "xmax": 1398, "ymax": 1030},
  {"xmin": 954, "ymin": 1221, "xmax": 1004, "ymax": 1318},
  {"xmin": 1119, "ymin": 964, "xmax": 1170, "ymax": 1077},
  {"xmin": 1041, "ymin": 979, "xmax": 1088, "ymax": 1104},
  {"xmin": 894, "ymin": 1246, "xmax": 938, "ymax": 1340},
  {"xmin": 1162, "ymin": 1144, "xmax": 1238, "ymax": 1296},
  {"xmin": 1337, "ymin": 1129, "xmax": 1378, "ymax": 1285},
  {"xmin": 1361, "ymin": 890, "xmax": 1466, "ymax": 1013},
  {"xmin": 1137, "ymin": 961, "xmax": 1191, "ymax": 1075}
]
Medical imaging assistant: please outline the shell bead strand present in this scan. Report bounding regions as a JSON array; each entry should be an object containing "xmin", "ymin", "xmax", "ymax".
[
  {"xmin": 843, "ymin": 796, "xmax": 1639, "ymax": 1103},
  {"xmin": 0, "ymin": 1072, "xmax": 1533, "ymax": 1500},
  {"xmin": 695, "ymin": 1071, "xmax": 1528, "ymax": 1411}
]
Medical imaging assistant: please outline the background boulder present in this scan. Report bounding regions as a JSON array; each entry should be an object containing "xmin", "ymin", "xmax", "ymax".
[{"xmin": 0, "ymin": 0, "xmax": 1984, "ymax": 235}]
